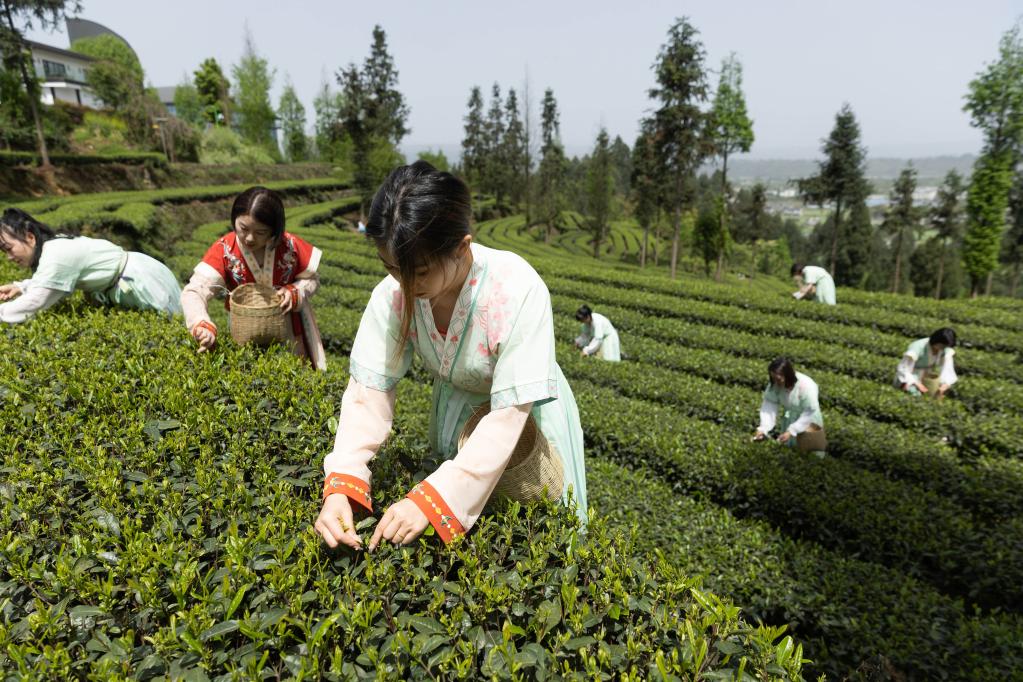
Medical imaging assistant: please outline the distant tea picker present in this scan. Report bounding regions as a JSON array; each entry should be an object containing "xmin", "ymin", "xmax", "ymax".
[
  {"xmin": 573, "ymin": 304, "xmax": 622, "ymax": 362},
  {"xmin": 0, "ymin": 208, "xmax": 181, "ymax": 323},
  {"xmin": 791, "ymin": 263, "xmax": 836, "ymax": 305},
  {"xmin": 895, "ymin": 327, "xmax": 958, "ymax": 399}
]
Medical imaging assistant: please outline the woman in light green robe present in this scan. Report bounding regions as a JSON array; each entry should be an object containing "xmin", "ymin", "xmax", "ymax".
[
  {"xmin": 0, "ymin": 208, "xmax": 181, "ymax": 323},
  {"xmin": 315, "ymin": 162, "xmax": 586, "ymax": 552},
  {"xmin": 791, "ymin": 263, "xmax": 837, "ymax": 305}
]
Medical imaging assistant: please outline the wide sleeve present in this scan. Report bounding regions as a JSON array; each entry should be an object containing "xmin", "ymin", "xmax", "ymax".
[
  {"xmin": 322, "ymin": 377, "xmax": 397, "ymax": 513},
  {"xmin": 348, "ymin": 278, "xmax": 414, "ymax": 391},
  {"xmin": 407, "ymin": 403, "xmax": 532, "ymax": 543},
  {"xmin": 489, "ymin": 277, "xmax": 559, "ymax": 410},
  {"xmin": 289, "ymin": 271, "xmax": 319, "ymax": 309},
  {"xmin": 897, "ymin": 354, "xmax": 918, "ymax": 386},
  {"xmin": 757, "ymin": 399, "xmax": 778, "ymax": 434},
  {"xmin": 0, "ymin": 287, "xmax": 68, "ymax": 323},
  {"xmin": 180, "ymin": 269, "xmax": 223, "ymax": 332},
  {"xmin": 30, "ymin": 241, "xmax": 80, "ymax": 292},
  {"xmin": 788, "ymin": 382, "xmax": 821, "ymax": 435},
  {"xmin": 939, "ymin": 349, "xmax": 958, "ymax": 386}
]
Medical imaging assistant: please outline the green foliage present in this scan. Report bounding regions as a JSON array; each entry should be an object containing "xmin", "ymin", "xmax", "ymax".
[
  {"xmin": 536, "ymin": 88, "xmax": 567, "ymax": 241},
  {"xmin": 0, "ymin": 149, "xmax": 166, "ymax": 167},
  {"xmin": 585, "ymin": 127, "xmax": 612, "ymax": 258},
  {"xmin": 173, "ymin": 78, "xmax": 204, "ymax": 127},
  {"xmin": 963, "ymin": 19, "xmax": 1023, "ymax": 159},
  {"xmin": 278, "ymin": 78, "xmax": 309, "ymax": 163},
  {"xmin": 199, "ymin": 126, "xmax": 274, "ymax": 166},
  {"xmin": 193, "ymin": 57, "xmax": 232, "ymax": 126},
  {"xmin": 797, "ymin": 103, "xmax": 872, "ymax": 279},
  {"xmin": 335, "ymin": 25, "xmax": 410, "ymax": 215},
  {"xmin": 707, "ymin": 53, "xmax": 754, "ymax": 181},
  {"xmin": 645, "ymin": 16, "xmax": 713, "ymax": 277},
  {"xmin": 232, "ymin": 29, "xmax": 277, "ymax": 154},
  {"xmin": 0, "ymin": 308, "xmax": 806, "ymax": 680},
  {"xmin": 460, "ymin": 85, "xmax": 486, "ymax": 188},
  {"xmin": 881, "ymin": 165, "xmax": 922, "ymax": 294},
  {"xmin": 416, "ymin": 149, "xmax": 449, "ymax": 173},
  {"xmin": 70, "ymin": 34, "xmax": 143, "ymax": 110},
  {"xmin": 963, "ymin": 149, "xmax": 1014, "ymax": 293}
]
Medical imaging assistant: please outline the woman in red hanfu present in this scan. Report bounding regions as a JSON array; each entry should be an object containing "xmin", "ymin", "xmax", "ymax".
[{"xmin": 180, "ymin": 186, "xmax": 326, "ymax": 370}]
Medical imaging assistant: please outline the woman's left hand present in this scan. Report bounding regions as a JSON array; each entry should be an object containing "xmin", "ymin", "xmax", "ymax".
[
  {"xmin": 776, "ymin": 431, "xmax": 793, "ymax": 444},
  {"xmin": 369, "ymin": 498, "xmax": 429, "ymax": 551},
  {"xmin": 277, "ymin": 286, "xmax": 297, "ymax": 313}
]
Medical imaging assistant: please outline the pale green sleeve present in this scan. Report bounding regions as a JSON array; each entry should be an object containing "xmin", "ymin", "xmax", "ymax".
[
  {"xmin": 349, "ymin": 278, "xmax": 413, "ymax": 391},
  {"xmin": 491, "ymin": 277, "xmax": 559, "ymax": 410},
  {"xmin": 30, "ymin": 240, "xmax": 80, "ymax": 292}
]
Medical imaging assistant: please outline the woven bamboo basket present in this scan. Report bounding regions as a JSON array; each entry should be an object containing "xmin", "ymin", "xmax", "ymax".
[
  {"xmin": 229, "ymin": 283, "xmax": 290, "ymax": 347},
  {"xmin": 458, "ymin": 404, "xmax": 564, "ymax": 502}
]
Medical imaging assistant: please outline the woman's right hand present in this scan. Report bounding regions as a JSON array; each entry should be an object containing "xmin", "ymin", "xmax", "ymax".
[
  {"xmin": 190, "ymin": 323, "xmax": 217, "ymax": 353},
  {"xmin": 0, "ymin": 283, "xmax": 22, "ymax": 301},
  {"xmin": 752, "ymin": 430, "xmax": 767, "ymax": 442},
  {"xmin": 315, "ymin": 493, "xmax": 362, "ymax": 550}
]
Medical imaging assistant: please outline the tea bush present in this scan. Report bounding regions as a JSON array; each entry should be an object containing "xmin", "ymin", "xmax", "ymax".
[{"xmin": 0, "ymin": 308, "xmax": 807, "ymax": 680}]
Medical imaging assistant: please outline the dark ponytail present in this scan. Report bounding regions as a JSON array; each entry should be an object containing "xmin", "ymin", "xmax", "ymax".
[
  {"xmin": 366, "ymin": 161, "xmax": 472, "ymax": 349},
  {"xmin": 0, "ymin": 208, "xmax": 70, "ymax": 270}
]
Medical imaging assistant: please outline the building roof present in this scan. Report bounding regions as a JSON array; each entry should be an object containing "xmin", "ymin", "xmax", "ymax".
[
  {"xmin": 155, "ymin": 86, "xmax": 178, "ymax": 104},
  {"xmin": 26, "ymin": 40, "xmax": 95, "ymax": 62}
]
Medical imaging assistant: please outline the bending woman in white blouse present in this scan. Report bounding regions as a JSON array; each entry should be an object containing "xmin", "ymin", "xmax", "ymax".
[
  {"xmin": 753, "ymin": 357, "xmax": 827, "ymax": 455},
  {"xmin": 313, "ymin": 162, "xmax": 587, "ymax": 551},
  {"xmin": 0, "ymin": 208, "xmax": 181, "ymax": 323},
  {"xmin": 895, "ymin": 327, "xmax": 957, "ymax": 399}
]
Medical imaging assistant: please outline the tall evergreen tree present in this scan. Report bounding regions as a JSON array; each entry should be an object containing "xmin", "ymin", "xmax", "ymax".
[
  {"xmin": 194, "ymin": 58, "xmax": 232, "ymax": 126},
  {"xmin": 503, "ymin": 88, "xmax": 527, "ymax": 207},
  {"xmin": 0, "ymin": 0, "xmax": 81, "ymax": 167},
  {"xmin": 631, "ymin": 126, "xmax": 662, "ymax": 267},
  {"xmin": 336, "ymin": 25, "xmax": 410, "ymax": 216},
  {"xmin": 277, "ymin": 78, "xmax": 308, "ymax": 162},
  {"xmin": 647, "ymin": 17, "xmax": 713, "ymax": 278},
  {"xmin": 232, "ymin": 28, "xmax": 277, "ymax": 152},
  {"xmin": 962, "ymin": 21, "xmax": 1023, "ymax": 295},
  {"xmin": 586, "ymin": 127, "xmax": 613, "ymax": 258},
  {"xmin": 537, "ymin": 88, "xmax": 566, "ymax": 243},
  {"xmin": 882, "ymin": 166, "xmax": 922, "ymax": 294},
  {"xmin": 483, "ymin": 83, "xmax": 506, "ymax": 204},
  {"xmin": 460, "ymin": 86, "xmax": 486, "ymax": 189},
  {"xmin": 522, "ymin": 69, "xmax": 535, "ymax": 227},
  {"xmin": 743, "ymin": 182, "xmax": 769, "ymax": 279},
  {"xmin": 797, "ymin": 103, "xmax": 872, "ymax": 278},
  {"xmin": 313, "ymin": 78, "xmax": 345, "ymax": 162},
  {"xmin": 930, "ymin": 169, "xmax": 966, "ymax": 299},
  {"xmin": 1004, "ymin": 170, "xmax": 1023, "ymax": 296},
  {"xmin": 609, "ymin": 135, "xmax": 632, "ymax": 197}
]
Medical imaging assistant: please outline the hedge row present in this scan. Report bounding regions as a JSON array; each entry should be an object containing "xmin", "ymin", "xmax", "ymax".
[
  {"xmin": 476, "ymin": 216, "xmax": 1023, "ymax": 337},
  {"xmin": 589, "ymin": 459, "xmax": 1023, "ymax": 681},
  {"xmin": 561, "ymin": 376, "xmax": 1023, "ymax": 611},
  {"xmin": 0, "ymin": 309, "xmax": 805, "ymax": 680},
  {"xmin": 0, "ymin": 151, "xmax": 168, "ymax": 168}
]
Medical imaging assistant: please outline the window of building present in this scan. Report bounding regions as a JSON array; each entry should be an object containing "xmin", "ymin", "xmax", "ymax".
[{"xmin": 42, "ymin": 60, "xmax": 67, "ymax": 79}]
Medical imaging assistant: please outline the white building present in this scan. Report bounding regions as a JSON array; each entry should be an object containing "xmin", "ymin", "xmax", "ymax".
[{"xmin": 26, "ymin": 41, "xmax": 101, "ymax": 108}]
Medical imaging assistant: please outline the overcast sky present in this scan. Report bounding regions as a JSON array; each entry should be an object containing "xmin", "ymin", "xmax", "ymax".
[{"xmin": 25, "ymin": 0, "xmax": 1022, "ymax": 159}]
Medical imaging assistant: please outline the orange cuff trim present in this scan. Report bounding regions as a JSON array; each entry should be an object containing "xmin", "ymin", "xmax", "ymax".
[
  {"xmin": 191, "ymin": 320, "xmax": 217, "ymax": 336},
  {"xmin": 407, "ymin": 480, "xmax": 465, "ymax": 545},
  {"xmin": 323, "ymin": 472, "xmax": 373, "ymax": 513}
]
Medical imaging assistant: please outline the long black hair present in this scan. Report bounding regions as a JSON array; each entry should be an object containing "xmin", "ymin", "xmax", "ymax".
[
  {"xmin": 768, "ymin": 356, "xmax": 798, "ymax": 390},
  {"xmin": 0, "ymin": 208, "xmax": 71, "ymax": 270},
  {"xmin": 231, "ymin": 186, "xmax": 286, "ymax": 241},
  {"xmin": 790, "ymin": 262, "xmax": 805, "ymax": 277},
  {"xmin": 365, "ymin": 161, "xmax": 472, "ymax": 348},
  {"xmin": 929, "ymin": 327, "xmax": 957, "ymax": 348},
  {"xmin": 575, "ymin": 304, "xmax": 593, "ymax": 322}
]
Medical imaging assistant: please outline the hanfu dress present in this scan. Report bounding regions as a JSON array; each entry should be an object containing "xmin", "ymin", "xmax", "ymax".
[
  {"xmin": 895, "ymin": 337, "xmax": 957, "ymax": 396},
  {"xmin": 0, "ymin": 236, "xmax": 181, "ymax": 323},
  {"xmin": 322, "ymin": 242, "xmax": 587, "ymax": 543},
  {"xmin": 758, "ymin": 371, "xmax": 827, "ymax": 453},
  {"xmin": 181, "ymin": 231, "xmax": 326, "ymax": 370},
  {"xmin": 575, "ymin": 312, "xmax": 622, "ymax": 361},
  {"xmin": 800, "ymin": 265, "xmax": 837, "ymax": 305}
]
